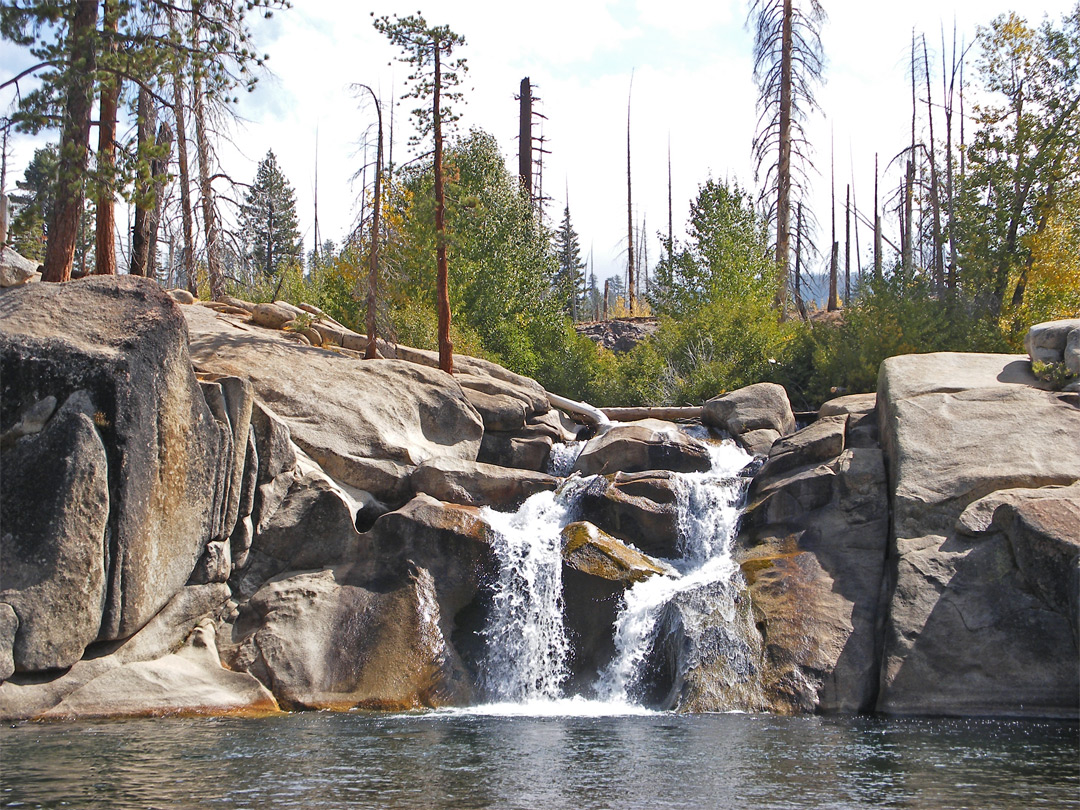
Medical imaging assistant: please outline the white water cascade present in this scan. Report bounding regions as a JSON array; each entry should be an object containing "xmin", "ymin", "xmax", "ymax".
[
  {"xmin": 597, "ymin": 440, "xmax": 753, "ymax": 705},
  {"xmin": 476, "ymin": 432, "xmax": 754, "ymax": 713},
  {"xmin": 479, "ymin": 478, "xmax": 586, "ymax": 702}
]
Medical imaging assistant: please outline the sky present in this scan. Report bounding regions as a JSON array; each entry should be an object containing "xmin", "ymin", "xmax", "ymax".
[{"xmin": 2, "ymin": 0, "xmax": 1077, "ymax": 286}]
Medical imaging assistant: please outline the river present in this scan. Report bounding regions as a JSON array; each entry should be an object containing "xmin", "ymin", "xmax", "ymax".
[{"xmin": 2, "ymin": 711, "xmax": 1077, "ymax": 809}]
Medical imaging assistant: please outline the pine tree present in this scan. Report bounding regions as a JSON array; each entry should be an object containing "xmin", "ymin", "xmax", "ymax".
[
  {"xmin": 240, "ymin": 150, "xmax": 301, "ymax": 278},
  {"xmin": 375, "ymin": 12, "xmax": 467, "ymax": 375},
  {"xmin": 553, "ymin": 203, "xmax": 586, "ymax": 320}
]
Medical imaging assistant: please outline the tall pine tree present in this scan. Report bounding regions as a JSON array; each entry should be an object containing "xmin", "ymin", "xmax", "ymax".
[
  {"xmin": 240, "ymin": 150, "xmax": 302, "ymax": 278},
  {"xmin": 553, "ymin": 203, "xmax": 586, "ymax": 320}
]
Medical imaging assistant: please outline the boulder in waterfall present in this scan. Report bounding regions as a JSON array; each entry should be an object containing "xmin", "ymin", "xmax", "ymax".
[
  {"xmin": 219, "ymin": 567, "xmax": 471, "ymax": 711},
  {"xmin": 572, "ymin": 419, "xmax": 711, "ymax": 477},
  {"xmin": 703, "ymin": 383, "xmax": 796, "ymax": 455},
  {"xmin": 411, "ymin": 456, "xmax": 559, "ymax": 507},
  {"xmin": 184, "ymin": 305, "xmax": 484, "ymax": 503},
  {"xmin": 0, "ymin": 276, "xmax": 223, "ymax": 650},
  {"xmin": 637, "ymin": 577, "xmax": 767, "ymax": 713},
  {"xmin": 0, "ymin": 246, "xmax": 39, "ymax": 288},
  {"xmin": 575, "ymin": 473, "xmax": 680, "ymax": 559},
  {"xmin": 561, "ymin": 521, "xmax": 669, "ymax": 584},
  {"xmin": 560, "ymin": 521, "xmax": 669, "ymax": 693},
  {"xmin": 876, "ymin": 352, "xmax": 1080, "ymax": 718}
]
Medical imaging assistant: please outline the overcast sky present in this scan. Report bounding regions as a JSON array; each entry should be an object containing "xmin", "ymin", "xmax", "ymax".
[{"xmin": 2, "ymin": 0, "xmax": 1076, "ymax": 285}]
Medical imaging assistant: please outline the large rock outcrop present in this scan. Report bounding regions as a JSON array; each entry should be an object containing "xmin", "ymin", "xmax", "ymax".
[
  {"xmin": 184, "ymin": 305, "xmax": 484, "ymax": 503},
  {"xmin": 1, "ymin": 277, "xmax": 224, "ymax": 665},
  {"xmin": 875, "ymin": 352, "xmax": 1080, "ymax": 717}
]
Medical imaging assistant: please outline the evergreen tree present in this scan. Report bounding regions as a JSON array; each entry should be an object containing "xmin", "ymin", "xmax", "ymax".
[
  {"xmin": 375, "ymin": 12, "xmax": 468, "ymax": 374},
  {"xmin": 240, "ymin": 150, "xmax": 302, "ymax": 278},
  {"xmin": 552, "ymin": 203, "xmax": 586, "ymax": 319}
]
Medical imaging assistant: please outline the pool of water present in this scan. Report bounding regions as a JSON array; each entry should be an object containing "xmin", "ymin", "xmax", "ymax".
[{"xmin": 2, "ymin": 711, "xmax": 1077, "ymax": 809}]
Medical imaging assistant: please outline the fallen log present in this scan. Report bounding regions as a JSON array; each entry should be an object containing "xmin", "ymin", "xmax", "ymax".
[{"xmin": 599, "ymin": 406, "xmax": 703, "ymax": 422}]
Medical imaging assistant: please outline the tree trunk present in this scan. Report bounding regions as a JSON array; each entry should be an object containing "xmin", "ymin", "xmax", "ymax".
[
  {"xmin": 365, "ymin": 89, "xmax": 384, "ymax": 360},
  {"xmin": 170, "ymin": 42, "xmax": 197, "ymax": 295},
  {"xmin": 146, "ymin": 121, "xmax": 172, "ymax": 280},
  {"xmin": 518, "ymin": 77, "xmax": 532, "ymax": 200},
  {"xmin": 43, "ymin": 0, "xmax": 99, "ymax": 283},
  {"xmin": 130, "ymin": 87, "xmax": 156, "ymax": 277},
  {"xmin": 828, "ymin": 139, "xmax": 839, "ymax": 310},
  {"xmin": 191, "ymin": 19, "xmax": 224, "ymax": 300},
  {"xmin": 93, "ymin": 0, "xmax": 119, "ymax": 275},
  {"xmin": 844, "ymin": 184, "xmax": 851, "ymax": 304},
  {"xmin": 923, "ymin": 36, "xmax": 944, "ymax": 292},
  {"xmin": 773, "ymin": 0, "xmax": 794, "ymax": 317},
  {"xmin": 793, "ymin": 202, "xmax": 807, "ymax": 321},
  {"xmin": 434, "ymin": 39, "xmax": 453, "ymax": 374},
  {"xmin": 626, "ymin": 77, "xmax": 636, "ymax": 314},
  {"xmin": 873, "ymin": 153, "xmax": 882, "ymax": 279}
]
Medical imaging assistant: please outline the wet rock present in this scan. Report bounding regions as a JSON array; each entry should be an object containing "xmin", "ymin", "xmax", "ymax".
[
  {"xmin": 561, "ymin": 521, "xmax": 668, "ymax": 584},
  {"xmin": 638, "ymin": 575, "xmax": 767, "ymax": 713},
  {"xmin": 573, "ymin": 419, "xmax": 711, "ymax": 476},
  {"xmin": 560, "ymin": 521, "xmax": 668, "ymax": 693},
  {"xmin": 576, "ymin": 474, "xmax": 680, "ymax": 559}
]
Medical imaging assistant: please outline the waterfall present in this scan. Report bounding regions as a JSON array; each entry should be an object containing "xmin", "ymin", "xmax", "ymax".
[
  {"xmin": 546, "ymin": 441, "xmax": 583, "ymax": 477},
  {"xmin": 476, "ymin": 432, "xmax": 755, "ymax": 712},
  {"xmin": 479, "ymin": 478, "xmax": 587, "ymax": 702},
  {"xmin": 597, "ymin": 441, "xmax": 753, "ymax": 706}
]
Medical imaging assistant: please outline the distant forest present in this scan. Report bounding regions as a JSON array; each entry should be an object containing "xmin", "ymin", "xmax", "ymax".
[{"xmin": 2, "ymin": 2, "xmax": 1077, "ymax": 406}]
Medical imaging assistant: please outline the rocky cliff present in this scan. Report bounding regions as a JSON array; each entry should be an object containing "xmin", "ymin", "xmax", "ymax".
[{"xmin": 1, "ymin": 277, "xmax": 1076, "ymax": 720}]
